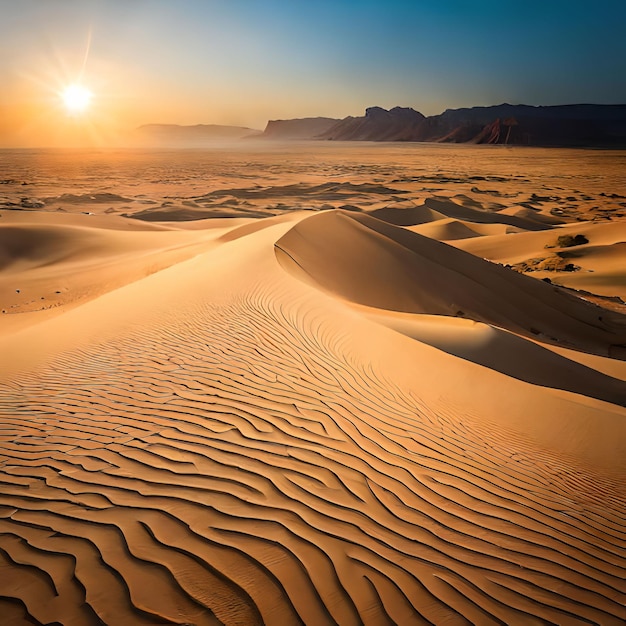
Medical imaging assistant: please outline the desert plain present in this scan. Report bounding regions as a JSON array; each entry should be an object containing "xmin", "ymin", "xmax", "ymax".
[{"xmin": 0, "ymin": 142, "xmax": 625, "ymax": 624}]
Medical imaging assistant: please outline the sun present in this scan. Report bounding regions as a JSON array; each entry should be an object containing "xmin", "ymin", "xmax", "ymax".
[{"xmin": 61, "ymin": 84, "xmax": 92, "ymax": 114}]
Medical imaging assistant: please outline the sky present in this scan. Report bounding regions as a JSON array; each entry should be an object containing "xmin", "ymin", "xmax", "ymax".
[{"xmin": 1, "ymin": 0, "xmax": 625, "ymax": 146}]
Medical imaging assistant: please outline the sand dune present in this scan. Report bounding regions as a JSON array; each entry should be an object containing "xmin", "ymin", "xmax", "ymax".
[
  {"xmin": 0, "ymin": 209, "xmax": 227, "ymax": 330},
  {"xmin": 1, "ymin": 145, "xmax": 625, "ymax": 625},
  {"xmin": 2, "ymin": 218, "xmax": 625, "ymax": 625},
  {"xmin": 368, "ymin": 202, "xmax": 449, "ymax": 225},
  {"xmin": 454, "ymin": 220, "xmax": 626, "ymax": 262},
  {"xmin": 406, "ymin": 217, "xmax": 510, "ymax": 240},
  {"xmin": 454, "ymin": 220, "xmax": 626, "ymax": 301},
  {"xmin": 420, "ymin": 197, "xmax": 551, "ymax": 230},
  {"xmin": 358, "ymin": 309, "xmax": 626, "ymax": 406},
  {"xmin": 275, "ymin": 210, "xmax": 626, "ymax": 357}
]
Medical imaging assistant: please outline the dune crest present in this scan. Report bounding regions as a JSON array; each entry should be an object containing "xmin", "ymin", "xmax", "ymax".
[{"xmin": 275, "ymin": 210, "xmax": 626, "ymax": 358}]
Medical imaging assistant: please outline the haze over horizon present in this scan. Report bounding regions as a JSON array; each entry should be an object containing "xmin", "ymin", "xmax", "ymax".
[{"xmin": 1, "ymin": 0, "xmax": 625, "ymax": 147}]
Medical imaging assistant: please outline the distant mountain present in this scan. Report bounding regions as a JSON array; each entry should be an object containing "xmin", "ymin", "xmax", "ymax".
[
  {"xmin": 134, "ymin": 124, "xmax": 261, "ymax": 146},
  {"xmin": 424, "ymin": 104, "xmax": 626, "ymax": 146},
  {"xmin": 136, "ymin": 103, "xmax": 626, "ymax": 148},
  {"xmin": 319, "ymin": 106, "xmax": 426, "ymax": 141},
  {"xmin": 257, "ymin": 117, "xmax": 340, "ymax": 140},
  {"xmin": 316, "ymin": 104, "xmax": 626, "ymax": 147}
]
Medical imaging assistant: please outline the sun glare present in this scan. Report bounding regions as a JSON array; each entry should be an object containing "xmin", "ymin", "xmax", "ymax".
[{"xmin": 61, "ymin": 84, "xmax": 92, "ymax": 114}]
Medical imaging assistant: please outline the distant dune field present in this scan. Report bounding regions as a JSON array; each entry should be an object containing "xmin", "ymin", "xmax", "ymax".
[{"xmin": 1, "ymin": 144, "xmax": 625, "ymax": 625}]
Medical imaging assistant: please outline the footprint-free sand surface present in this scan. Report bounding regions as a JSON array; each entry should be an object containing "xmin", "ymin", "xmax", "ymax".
[{"xmin": 1, "ymin": 143, "xmax": 625, "ymax": 625}]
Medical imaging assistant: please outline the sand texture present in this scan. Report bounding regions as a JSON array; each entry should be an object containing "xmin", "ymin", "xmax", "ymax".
[{"xmin": 1, "ymin": 144, "xmax": 625, "ymax": 625}]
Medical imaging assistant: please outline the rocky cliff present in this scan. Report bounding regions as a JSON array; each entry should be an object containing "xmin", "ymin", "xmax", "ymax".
[
  {"xmin": 318, "ymin": 103, "xmax": 626, "ymax": 146},
  {"xmin": 259, "ymin": 117, "xmax": 340, "ymax": 140}
]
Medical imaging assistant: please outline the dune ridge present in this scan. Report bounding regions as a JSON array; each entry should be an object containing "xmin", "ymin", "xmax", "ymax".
[
  {"xmin": 371, "ymin": 196, "xmax": 552, "ymax": 231},
  {"xmin": 275, "ymin": 210, "xmax": 626, "ymax": 358}
]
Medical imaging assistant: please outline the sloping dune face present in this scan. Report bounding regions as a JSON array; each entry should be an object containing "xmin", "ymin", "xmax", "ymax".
[
  {"xmin": 0, "ymin": 211, "xmax": 219, "ymax": 322},
  {"xmin": 275, "ymin": 210, "xmax": 626, "ymax": 358},
  {"xmin": 1, "ymin": 216, "xmax": 626, "ymax": 625}
]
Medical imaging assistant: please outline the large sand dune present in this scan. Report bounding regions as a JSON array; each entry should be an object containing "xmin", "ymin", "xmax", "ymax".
[
  {"xmin": 1, "ymin": 144, "xmax": 625, "ymax": 625},
  {"xmin": 275, "ymin": 210, "xmax": 626, "ymax": 357}
]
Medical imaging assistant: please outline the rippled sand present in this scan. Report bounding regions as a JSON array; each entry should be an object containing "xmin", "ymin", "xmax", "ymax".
[{"xmin": 1, "ymin": 144, "xmax": 625, "ymax": 625}]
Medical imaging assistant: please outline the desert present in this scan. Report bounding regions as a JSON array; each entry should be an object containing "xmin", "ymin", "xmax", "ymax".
[
  {"xmin": 3, "ymin": 0, "xmax": 626, "ymax": 621},
  {"xmin": 1, "ymin": 141, "xmax": 625, "ymax": 624}
]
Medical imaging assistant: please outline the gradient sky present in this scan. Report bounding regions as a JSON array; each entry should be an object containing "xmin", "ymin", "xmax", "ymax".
[{"xmin": 1, "ymin": 0, "xmax": 625, "ymax": 146}]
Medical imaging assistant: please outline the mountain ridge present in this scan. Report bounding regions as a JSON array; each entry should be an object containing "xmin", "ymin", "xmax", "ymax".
[
  {"xmin": 318, "ymin": 103, "xmax": 626, "ymax": 146},
  {"xmin": 135, "ymin": 103, "xmax": 626, "ymax": 147}
]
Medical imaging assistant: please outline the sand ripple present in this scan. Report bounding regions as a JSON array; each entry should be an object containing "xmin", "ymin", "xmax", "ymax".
[{"xmin": 1, "ymin": 247, "xmax": 625, "ymax": 624}]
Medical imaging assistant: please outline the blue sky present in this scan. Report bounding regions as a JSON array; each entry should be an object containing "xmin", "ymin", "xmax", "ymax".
[{"xmin": 1, "ymin": 0, "xmax": 625, "ymax": 143}]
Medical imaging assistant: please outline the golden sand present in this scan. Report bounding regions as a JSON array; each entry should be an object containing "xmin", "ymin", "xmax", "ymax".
[{"xmin": 1, "ymin": 144, "xmax": 625, "ymax": 624}]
